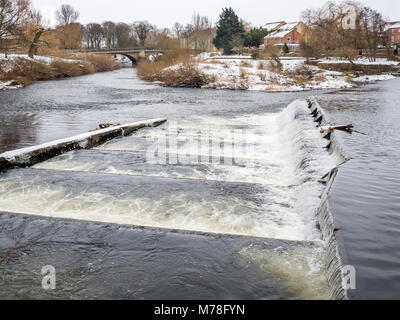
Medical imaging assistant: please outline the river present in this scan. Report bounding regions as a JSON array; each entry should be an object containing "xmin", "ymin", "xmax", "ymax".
[{"xmin": 0, "ymin": 68, "xmax": 399, "ymax": 299}]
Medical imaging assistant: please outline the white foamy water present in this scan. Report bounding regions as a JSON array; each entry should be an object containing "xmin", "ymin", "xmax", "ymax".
[
  {"xmin": 1, "ymin": 100, "xmax": 341, "ymax": 242},
  {"xmin": 240, "ymin": 244, "xmax": 331, "ymax": 300}
]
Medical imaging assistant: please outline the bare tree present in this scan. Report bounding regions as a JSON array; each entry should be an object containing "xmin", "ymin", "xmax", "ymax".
[
  {"xmin": 56, "ymin": 22, "xmax": 82, "ymax": 49},
  {"xmin": 302, "ymin": 1, "xmax": 361, "ymax": 64},
  {"xmin": 102, "ymin": 21, "xmax": 117, "ymax": 48},
  {"xmin": 359, "ymin": 7, "xmax": 386, "ymax": 62},
  {"xmin": 31, "ymin": 9, "xmax": 43, "ymax": 25},
  {"xmin": 84, "ymin": 23, "xmax": 104, "ymax": 49},
  {"xmin": 0, "ymin": 0, "xmax": 32, "ymax": 54},
  {"xmin": 181, "ymin": 24, "xmax": 194, "ymax": 48},
  {"xmin": 27, "ymin": 27, "xmax": 53, "ymax": 58},
  {"xmin": 115, "ymin": 22, "xmax": 136, "ymax": 48},
  {"xmin": 190, "ymin": 13, "xmax": 215, "ymax": 51},
  {"xmin": 133, "ymin": 21, "xmax": 154, "ymax": 47},
  {"xmin": 55, "ymin": 4, "xmax": 79, "ymax": 26},
  {"xmin": 173, "ymin": 22, "xmax": 184, "ymax": 38}
]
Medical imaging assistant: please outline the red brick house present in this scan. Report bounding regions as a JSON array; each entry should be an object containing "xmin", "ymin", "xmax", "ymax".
[
  {"xmin": 386, "ymin": 22, "xmax": 400, "ymax": 46},
  {"xmin": 264, "ymin": 22, "xmax": 305, "ymax": 50}
]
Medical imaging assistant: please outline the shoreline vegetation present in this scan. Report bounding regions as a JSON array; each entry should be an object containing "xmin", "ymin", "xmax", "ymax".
[
  {"xmin": 1, "ymin": 49, "xmax": 398, "ymax": 92},
  {"xmin": 137, "ymin": 50, "xmax": 400, "ymax": 91},
  {"xmin": 0, "ymin": 53, "xmax": 121, "ymax": 90}
]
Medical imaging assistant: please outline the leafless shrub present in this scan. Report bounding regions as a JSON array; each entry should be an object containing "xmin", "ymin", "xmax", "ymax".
[
  {"xmin": 240, "ymin": 61, "xmax": 252, "ymax": 68},
  {"xmin": 84, "ymin": 54, "xmax": 120, "ymax": 72},
  {"xmin": 137, "ymin": 49, "xmax": 193, "ymax": 81},
  {"xmin": 258, "ymin": 71, "xmax": 267, "ymax": 81},
  {"xmin": 284, "ymin": 64, "xmax": 314, "ymax": 79},
  {"xmin": 267, "ymin": 59, "xmax": 283, "ymax": 73},
  {"xmin": 257, "ymin": 62, "xmax": 266, "ymax": 70},
  {"xmin": 159, "ymin": 63, "xmax": 210, "ymax": 87},
  {"xmin": 239, "ymin": 68, "xmax": 249, "ymax": 80},
  {"xmin": 259, "ymin": 46, "xmax": 281, "ymax": 59}
]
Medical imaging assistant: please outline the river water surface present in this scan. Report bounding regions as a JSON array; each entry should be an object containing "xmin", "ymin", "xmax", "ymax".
[{"xmin": 0, "ymin": 68, "xmax": 399, "ymax": 299}]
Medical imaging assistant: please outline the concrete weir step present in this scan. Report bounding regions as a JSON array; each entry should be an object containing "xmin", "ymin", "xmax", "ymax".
[
  {"xmin": 0, "ymin": 212, "xmax": 326, "ymax": 300},
  {"xmin": 0, "ymin": 118, "xmax": 167, "ymax": 171},
  {"xmin": 0, "ymin": 168, "xmax": 306, "ymax": 241},
  {"xmin": 32, "ymin": 149, "xmax": 285, "ymax": 186}
]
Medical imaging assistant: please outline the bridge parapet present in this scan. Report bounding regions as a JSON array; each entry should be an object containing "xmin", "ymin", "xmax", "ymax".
[
  {"xmin": 63, "ymin": 48, "xmax": 165, "ymax": 65},
  {"xmin": 66, "ymin": 48, "xmax": 165, "ymax": 54}
]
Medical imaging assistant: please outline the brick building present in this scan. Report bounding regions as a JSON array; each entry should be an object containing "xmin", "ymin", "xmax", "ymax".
[
  {"xmin": 386, "ymin": 22, "xmax": 400, "ymax": 47},
  {"xmin": 264, "ymin": 22, "xmax": 305, "ymax": 50}
]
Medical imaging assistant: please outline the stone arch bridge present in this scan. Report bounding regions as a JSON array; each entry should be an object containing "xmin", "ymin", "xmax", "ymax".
[{"xmin": 68, "ymin": 48, "xmax": 165, "ymax": 65}]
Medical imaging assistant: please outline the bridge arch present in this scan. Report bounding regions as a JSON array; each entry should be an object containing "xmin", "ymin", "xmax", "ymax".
[{"xmin": 117, "ymin": 53, "xmax": 137, "ymax": 65}]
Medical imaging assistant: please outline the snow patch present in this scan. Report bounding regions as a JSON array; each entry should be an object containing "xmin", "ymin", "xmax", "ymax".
[
  {"xmin": 318, "ymin": 57, "xmax": 399, "ymax": 66},
  {"xmin": 353, "ymin": 74, "xmax": 396, "ymax": 82}
]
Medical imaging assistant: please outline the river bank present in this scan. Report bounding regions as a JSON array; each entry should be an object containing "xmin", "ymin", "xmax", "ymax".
[
  {"xmin": 138, "ymin": 52, "xmax": 399, "ymax": 91},
  {"xmin": 0, "ymin": 53, "xmax": 121, "ymax": 90}
]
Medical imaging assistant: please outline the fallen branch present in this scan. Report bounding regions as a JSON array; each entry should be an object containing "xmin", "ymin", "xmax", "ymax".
[
  {"xmin": 320, "ymin": 124, "xmax": 354, "ymax": 134},
  {"xmin": 319, "ymin": 124, "xmax": 367, "ymax": 135}
]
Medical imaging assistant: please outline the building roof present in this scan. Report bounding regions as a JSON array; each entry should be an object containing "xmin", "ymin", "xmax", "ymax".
[
  {"xmin": 387, "ymin": 21, "xmax": 400, "ymax": 29},
  {"xmin": 263, "ymin": 21, "xmax": 286, "ymax": 31},
  {"xmin": 265, "ymin": 22, "xmax": 300, "ymax": 39}
]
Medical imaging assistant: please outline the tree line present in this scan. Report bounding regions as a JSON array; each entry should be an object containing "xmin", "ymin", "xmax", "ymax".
[
  {"xmin": 0, "ymin": 0, "xmax": 393, "ymax": 62},
  {"xmin": 0, "ymin": 1, "xmax": 218, "ymax": 56},
  {"xmin": 213, "ymin": 2, "xmax": 391, "ymax": 61},
  {"xmin": 301, "ymin": 1, "xmax": 388, "ymax": 62}
]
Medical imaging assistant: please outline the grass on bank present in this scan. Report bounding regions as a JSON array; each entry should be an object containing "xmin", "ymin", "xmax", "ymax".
[
  {"xmin": 137, "ymin": 49, "xmax": 212, "ymax": 88},
  {"xmin": 0, "ymin": 53, "xmax": 120, "ymax": 87}
]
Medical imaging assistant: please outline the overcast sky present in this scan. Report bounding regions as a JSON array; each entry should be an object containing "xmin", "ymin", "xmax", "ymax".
[{"xmin": 32, "ymin": 0, "xmax": 400, "ymax": 28}]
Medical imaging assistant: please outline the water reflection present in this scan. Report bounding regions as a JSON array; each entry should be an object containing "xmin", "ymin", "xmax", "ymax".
[{"xmin": 0, "ymin": 113, "xmax": 38, "ymax": 153}]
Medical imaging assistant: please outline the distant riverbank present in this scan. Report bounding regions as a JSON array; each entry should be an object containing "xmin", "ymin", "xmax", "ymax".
[
  {"xmin": 0, "ymin": 53, "xmax": 121, "ymax": 90},
  {"xmin": 137, "ymin": 51, "xmax": 400, "ymax": 92}
]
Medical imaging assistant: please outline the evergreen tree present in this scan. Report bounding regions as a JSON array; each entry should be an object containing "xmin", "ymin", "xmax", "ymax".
[
  {"xmin": 213, "ymin": 7, "xmax": 246, "ymax": 55},
  {"xmin": 283, "ymin": 43, "xmax": 289, "ymax": 54},
  {"xmin": 244, "ymin": 28, "xmax": 268, "ymax": 47}
]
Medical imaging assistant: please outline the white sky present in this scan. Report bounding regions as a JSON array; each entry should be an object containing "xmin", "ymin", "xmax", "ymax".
[{"xmin": 32, "ymin": 0, "xmax": 400, "ymax": 28}]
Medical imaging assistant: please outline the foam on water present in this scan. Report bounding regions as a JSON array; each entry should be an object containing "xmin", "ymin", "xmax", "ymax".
[
  {"xmin": 0, "ymin": 171, "xmax": 312, "ymax": 241},
  {"xmin": 240, "ymin": 243, "xmax": 331, "ymax": 300},
  {"xmin": 1, "ymin": 100, "xmax": 341, "ymax": 243},
  {"xmin": 0, "ymin": 99, "xmax": 344, "ymax": 299}
]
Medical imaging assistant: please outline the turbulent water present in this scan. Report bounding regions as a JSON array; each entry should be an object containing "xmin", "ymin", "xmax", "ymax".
[
  {"xmin": 0, "ymin": 68, "xmax": 399, "ymax": 299},
  {"xmin": 0, "ymin": 100, "xmax": 341, "ymax": 242}
]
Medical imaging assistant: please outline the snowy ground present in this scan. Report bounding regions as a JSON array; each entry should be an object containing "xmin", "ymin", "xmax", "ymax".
[
  {"xmin": 318, "ymin": 57, "xmax": 399, "ymax": 65},
  {"xmin": 195, "ymin": 56, "xmax": 350, "ymax": 91},
  {"xmin": 0, "ymin": 53, "xmax": 82, "ymax": 65},
  {"xmin": 353, "ymin": 74, "xmax": 396, "ymax": 82},
  {"xmin": 186, "ymin": 54, "xmax": 399, "ymax": 91}
]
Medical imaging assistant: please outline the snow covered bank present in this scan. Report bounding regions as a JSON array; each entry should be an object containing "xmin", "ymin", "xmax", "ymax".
[
  {"xmin": 353, "ymin": 74, "xmax": 397, "ymax": 82},
  {"xmin": 318, "ymin": 57, "xmax": 399, "ymax": 65},
  {"xmin": 0, "ymin": 53, "xmax": 120, "ymax": 90},
  {"xmin": 188, "ymin": 55, "xmax": 398, "ymax": 91},
  {"xmin": 193, "ymin": 57, "xmax": 352, "ymax": 91},
  {"xmin": 137, "ymin": 51, "xmax": 399, "ymax": 91}
]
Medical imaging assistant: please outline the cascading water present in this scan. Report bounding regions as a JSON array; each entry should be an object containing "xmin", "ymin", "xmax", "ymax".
[{"xmin": 0, "ymin": 98, "xmax": 346, "ymax": 299}]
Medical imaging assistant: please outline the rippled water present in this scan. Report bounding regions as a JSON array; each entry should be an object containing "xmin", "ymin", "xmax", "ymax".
[
  {"xmin": 0, "ymin": 68, "xmax": 399, "ymax": 299},
  {"xmin": 316, "ymin": 81, "xmax": 400, "ymax": 299}
]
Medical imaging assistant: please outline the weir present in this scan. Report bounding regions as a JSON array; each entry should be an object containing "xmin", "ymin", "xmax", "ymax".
[
  {"xmin": 0, "ymin": 118, "xmax": 167, "ymax": 171},
  {"xmin": 306, "ymin": 97, "xmax": 352, "ymax": 300},
  {"xmin": 0, "ymin": 98, "xmax": 352, "ymax": 299}
]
